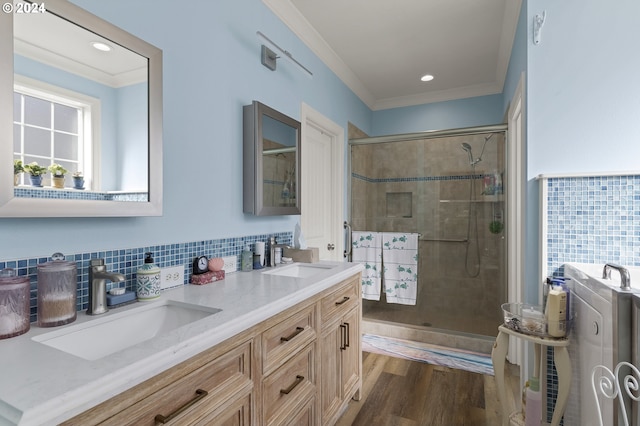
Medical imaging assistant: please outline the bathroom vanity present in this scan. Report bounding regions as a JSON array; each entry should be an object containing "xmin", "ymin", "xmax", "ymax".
[{"xmin": 0, "ymin": 261, "xmax": 363, "ymax": 425}]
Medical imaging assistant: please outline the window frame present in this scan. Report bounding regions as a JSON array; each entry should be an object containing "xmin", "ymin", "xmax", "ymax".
[{"xmin": 13, "ymin": 74, "xmax": 100, "ymax": 190}]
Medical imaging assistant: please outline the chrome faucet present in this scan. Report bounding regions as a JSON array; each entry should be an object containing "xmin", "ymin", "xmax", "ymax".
[
  {"xmin": 602, "ymin": 263, "xmax": 631, "ymax": 291},
  {"xmin": 87, "ymin": 258, "xmax": 126, "ymax": 315}
]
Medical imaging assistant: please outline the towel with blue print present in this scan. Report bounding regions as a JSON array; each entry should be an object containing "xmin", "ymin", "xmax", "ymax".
[
  {"xmin": 351, "ymin": 231, "xmax": 382, "ymax": 301},
  {"xmin": 382, "ymin": 232, "xmax": 419, "ymax": 305}
]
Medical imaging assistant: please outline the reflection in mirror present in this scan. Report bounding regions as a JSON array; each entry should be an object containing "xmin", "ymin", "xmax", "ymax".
[
  {"xmin": 0, "ymin": 0, "xmax": 163, "ymax": 217},
  {"xmin": 13, "ymin": 7, "xmax": 148, "ymax": 201},
  {"xmin": 262, "ymin": 115, "xmax": 297, "ymax": 208}
]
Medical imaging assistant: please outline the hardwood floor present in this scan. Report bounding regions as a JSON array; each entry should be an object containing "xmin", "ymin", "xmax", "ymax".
[{"xmin": 336, "ymin": 351, "xmax": 520, "ymax": 426}]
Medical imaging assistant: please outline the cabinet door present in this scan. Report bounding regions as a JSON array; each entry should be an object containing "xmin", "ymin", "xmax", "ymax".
[
  {"xmin": 341, "ymin": 307, "xmax": 360, "ymax": 399},
  {"xmin": 320, "ymin": 322, "xmax": 342, "ymax": 425},
  {"xmin": 286, "ymin": 396, "xmax": 316, "ymax": 426}
]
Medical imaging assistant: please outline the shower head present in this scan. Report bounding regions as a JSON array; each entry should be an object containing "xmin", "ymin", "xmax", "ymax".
[{"xmin": 461, "ymin": 143, "xmax": 476, "ymax": 165}]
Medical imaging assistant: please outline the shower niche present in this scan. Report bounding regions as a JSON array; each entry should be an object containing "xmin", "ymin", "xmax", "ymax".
[{"xmin": 386, "ymin": 192, "xmax": 412, "ymax": 218}]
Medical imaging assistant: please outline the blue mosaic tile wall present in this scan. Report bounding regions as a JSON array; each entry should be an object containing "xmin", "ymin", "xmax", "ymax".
[
  {"xmin": 543, "ymin": 173, "xmax": 640, "ymax": 424},
  {"xmin": 0, "ymin": 232, "xmax": 292, "ymax": 323},
  {"xmin": 546, "ymin": 174, "xmax": 640, "ymax": 275},
  {"xmin": 15, "ymin": 187, "xmax": 148, "ymax": 201},
  {"xmin": 352, "ymin": 172, "xmax": 489, "ymax": 183}
]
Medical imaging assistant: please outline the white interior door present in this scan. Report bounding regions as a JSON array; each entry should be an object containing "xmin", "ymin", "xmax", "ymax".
[
  {"xmin": 507, "ymin": 73, "xmax": 526, "ymax": 370},
  {"xmin": 300, "ymin": 103, "xmax": 344, "ymax": 261}
]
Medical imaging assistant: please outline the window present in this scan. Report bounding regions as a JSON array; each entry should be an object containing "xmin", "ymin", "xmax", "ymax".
[{"xmin": 13, "ymin": 76, "xmax": 98, "ymax": 189}]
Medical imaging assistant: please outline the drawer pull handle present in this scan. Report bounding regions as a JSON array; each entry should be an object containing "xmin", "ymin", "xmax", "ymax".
[
  {"xmin": 281, "ymin": 326, "xmax": 305, "ymax": 342},
  {"xmin": 280, "ymin": 375, "xmax": 305, "ymax": 395},
  {"xmin": 154, "ymin": 388, "xmax": 208, "ymax": 424},
  {"xmin": 335, "ymin": 296, "xmax": 350, "ymax": 306}
]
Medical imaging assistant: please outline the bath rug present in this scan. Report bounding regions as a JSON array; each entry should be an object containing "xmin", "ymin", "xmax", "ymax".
[{"xmin": 361, "ymin": 333, "xmax": 494, "ymax": 376}]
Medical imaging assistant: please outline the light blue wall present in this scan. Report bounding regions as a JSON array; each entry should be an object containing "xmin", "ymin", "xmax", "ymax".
[
  {"xmin": 117, "ymin": 82, "xmax": 147, "ymax": 191},
  {"xmin": 527, "ymin": 0, "xmax": 640, "ymax": 178},
  {"xmin": 1, "ymin": 0, "xmax": 372, "ymax": 260},
  {"xmin": 370, "ymin": 94, "xmax": 504, "ymax": 136}
]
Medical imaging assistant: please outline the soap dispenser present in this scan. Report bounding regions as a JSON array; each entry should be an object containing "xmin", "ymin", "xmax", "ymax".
[{"xmin": 136, "ymin": 252, "xmax": 161, "ymax": 301}]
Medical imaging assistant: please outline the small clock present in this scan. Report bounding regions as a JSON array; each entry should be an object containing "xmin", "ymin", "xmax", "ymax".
[{"xmin": 193, "ymin": 255, "xmax": 209, "ymax": 275}]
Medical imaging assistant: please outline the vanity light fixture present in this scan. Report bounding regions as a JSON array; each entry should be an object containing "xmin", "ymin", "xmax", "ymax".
[
  {"xmin": 421, "ymin": 74, "xmax": 434, "ymax": 82},
  {"xmin": 91, "ymin": 41, "xmax": 112, "ymax": 52},
  {"xmin": 256, "ymin": 31, "xmax": 313, "ymax": 78}
]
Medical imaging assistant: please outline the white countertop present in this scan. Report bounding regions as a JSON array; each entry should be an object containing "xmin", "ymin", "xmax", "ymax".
[{"xmin": 0, "ymin": 261, "xmax": 363, "ymax": 426}]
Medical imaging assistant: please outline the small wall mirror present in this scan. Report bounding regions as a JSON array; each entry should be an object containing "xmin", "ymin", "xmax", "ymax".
[
  {"xmin": 243, "ymin": 101, "xmax": 301, "ymax": 216},
  {"xmin": 0, "ymin": 0, "xmax": 163, "ymax": 217}
]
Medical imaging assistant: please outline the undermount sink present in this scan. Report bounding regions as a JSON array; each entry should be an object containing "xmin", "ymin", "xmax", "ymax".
[
  {"xmin": 262, "ymin": 263, "xmax": 333, "ymax": 278},
  {"xmin": 32, "ymin": 300, "xmax": 222, "ymax": 360}
]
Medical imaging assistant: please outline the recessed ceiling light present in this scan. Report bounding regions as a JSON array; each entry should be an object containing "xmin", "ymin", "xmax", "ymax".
[
  {"xmin": 91, "ymin": 42, "xmax": 112, "ymax": 52},
  {"xmin": 421, "ymin": 74, "xmax": 434, "ymax": 82}
]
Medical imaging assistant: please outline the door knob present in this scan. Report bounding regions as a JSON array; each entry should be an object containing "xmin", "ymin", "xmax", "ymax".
[{"xmin": 327, "ymin": 243, "xmax": 335, "ymax": 251}]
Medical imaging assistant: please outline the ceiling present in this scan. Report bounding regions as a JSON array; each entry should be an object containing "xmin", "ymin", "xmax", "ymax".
[
  {"xmin": 263, "ymin": 0, "xmax": 522, "ymax": 111},
  {"xmin": 14, "ymin": 10, "xmax": 147, "ymax": 88}
]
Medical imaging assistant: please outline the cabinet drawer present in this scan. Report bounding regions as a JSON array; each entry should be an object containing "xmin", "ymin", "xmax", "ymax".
[
  {"xmin": 285, "ymin": 395, "xmax": 316, "ymax": 426},
  {"xmin": 262, "ymin": 304, "xmax": 316, "ymax": 375},
  {"xmin": 321, "ymin": 275, "xmax": 359, "ymax": 328},
  {"xmin": 98, "ymin": 340, "xmax": 253, "ymax": 426},
  {"xmin": 263, "ymin": 343, "xmax": 316, "ymax": 426}
]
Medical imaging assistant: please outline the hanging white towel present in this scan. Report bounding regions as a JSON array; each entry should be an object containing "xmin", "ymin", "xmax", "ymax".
[
  {"xmin": 382, "ymin": 232, "xmax": 419, "ymax": 305},
  {"xmin": 351, "ymin": 231, "xmax": 382, "ymax": 301}
]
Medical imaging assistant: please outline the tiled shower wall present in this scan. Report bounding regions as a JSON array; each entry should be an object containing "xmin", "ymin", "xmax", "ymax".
[
  {"xmin": 0, "ymin": 232, "xmax": 292, "ymax": 323},
  {"xmin": 542, "ymin": 173, "xmax": 640, "ymax": 424},
  {"xmin": 350, "ymin": 133, "xmax": 506, "ymax": 336}
]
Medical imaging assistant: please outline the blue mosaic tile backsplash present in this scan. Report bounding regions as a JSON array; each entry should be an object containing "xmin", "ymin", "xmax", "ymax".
[
  {"xmin": 545, "ymin": 174, "xmax": 640, "ymax": 276},
  {"xmin": 0, "ymin": 232, "xmax": 292, "ymax": 323}
]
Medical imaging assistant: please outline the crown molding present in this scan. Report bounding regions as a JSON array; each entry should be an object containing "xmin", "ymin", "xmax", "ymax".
[{"xmin": 262, "ymin": 0, "xmax": 375, "ymax": 108}]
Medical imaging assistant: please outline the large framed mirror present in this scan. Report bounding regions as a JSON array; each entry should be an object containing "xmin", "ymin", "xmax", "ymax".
[
  {"xmin": 0, "ymin": 0, "xmax": 162, "ymax": 217},
  {"xmin": 243, "ymin": 101, "xmax": 301, "ymax": 216}
]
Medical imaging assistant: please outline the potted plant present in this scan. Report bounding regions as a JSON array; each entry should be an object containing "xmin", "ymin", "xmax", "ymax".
[
  {"xmin": 48, "ymin": 163, "xmax": 68, "ymax": 189},
  {"xmin": 72, "ymin": 171, "xmax": 84, "ymax": 190},
  {"xmin": 13, "ymin": 159, "xmax": 23, "ymax": 186},
  {"xmin": 22, "ymin": 162, "xmax": 47, "ymax": 187}
]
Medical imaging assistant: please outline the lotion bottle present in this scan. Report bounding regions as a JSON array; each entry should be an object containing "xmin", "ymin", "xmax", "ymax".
[
  {"xmin": 546, "ymin": 285, "xmax": 567, "ymax": 337},
  {"xmin": 524, "ymin": 377, "xmax": 541, "ymax": 426},
  {"xmin": 241, "ymin": 245, "xmax": 253, "ymax": 272}
]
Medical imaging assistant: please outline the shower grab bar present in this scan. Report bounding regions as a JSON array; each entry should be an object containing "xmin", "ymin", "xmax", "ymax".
[{"xmin": 420, "ymin": 237, "xmax": 468, "ymax": 243}]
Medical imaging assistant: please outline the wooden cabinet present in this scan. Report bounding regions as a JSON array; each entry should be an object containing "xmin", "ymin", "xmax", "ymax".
[
  {"xmin": 319, "ymin": 275, "xmax": 362, "ymax": 426},
  {"xmin": 63, "ymin": 273, "xmax": 361, "ymax": 426}
]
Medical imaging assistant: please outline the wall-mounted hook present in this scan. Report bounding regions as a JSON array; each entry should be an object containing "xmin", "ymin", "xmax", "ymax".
[{"xmin": 533, "ymin": 10, "xmax": 546, "ymax": 45}]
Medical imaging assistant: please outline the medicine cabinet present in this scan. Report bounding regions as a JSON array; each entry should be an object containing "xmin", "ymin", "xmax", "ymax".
[{"xmin": 243, "ymin": 101, "xmax": 301, "ymax": 216}]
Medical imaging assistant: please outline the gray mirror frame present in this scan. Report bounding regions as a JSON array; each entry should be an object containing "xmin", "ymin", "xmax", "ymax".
[
  {"xmin": 0, "ymin": 0, "xmax": 163, "ymax": 217},
  {"xmin": 243, "ymin": 101, "xmax": 301, "ymax": 216}
]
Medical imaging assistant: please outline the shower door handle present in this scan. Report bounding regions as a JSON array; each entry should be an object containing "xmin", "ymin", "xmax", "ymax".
[{"xmin": 344, "ymin": 221, "xmax": 352, "ymax": 259}]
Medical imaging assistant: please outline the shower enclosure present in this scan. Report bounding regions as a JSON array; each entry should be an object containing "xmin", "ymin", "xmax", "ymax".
[{"xmin": 348, "ymin": 125, "xmax": 507, "ymax": 344}]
